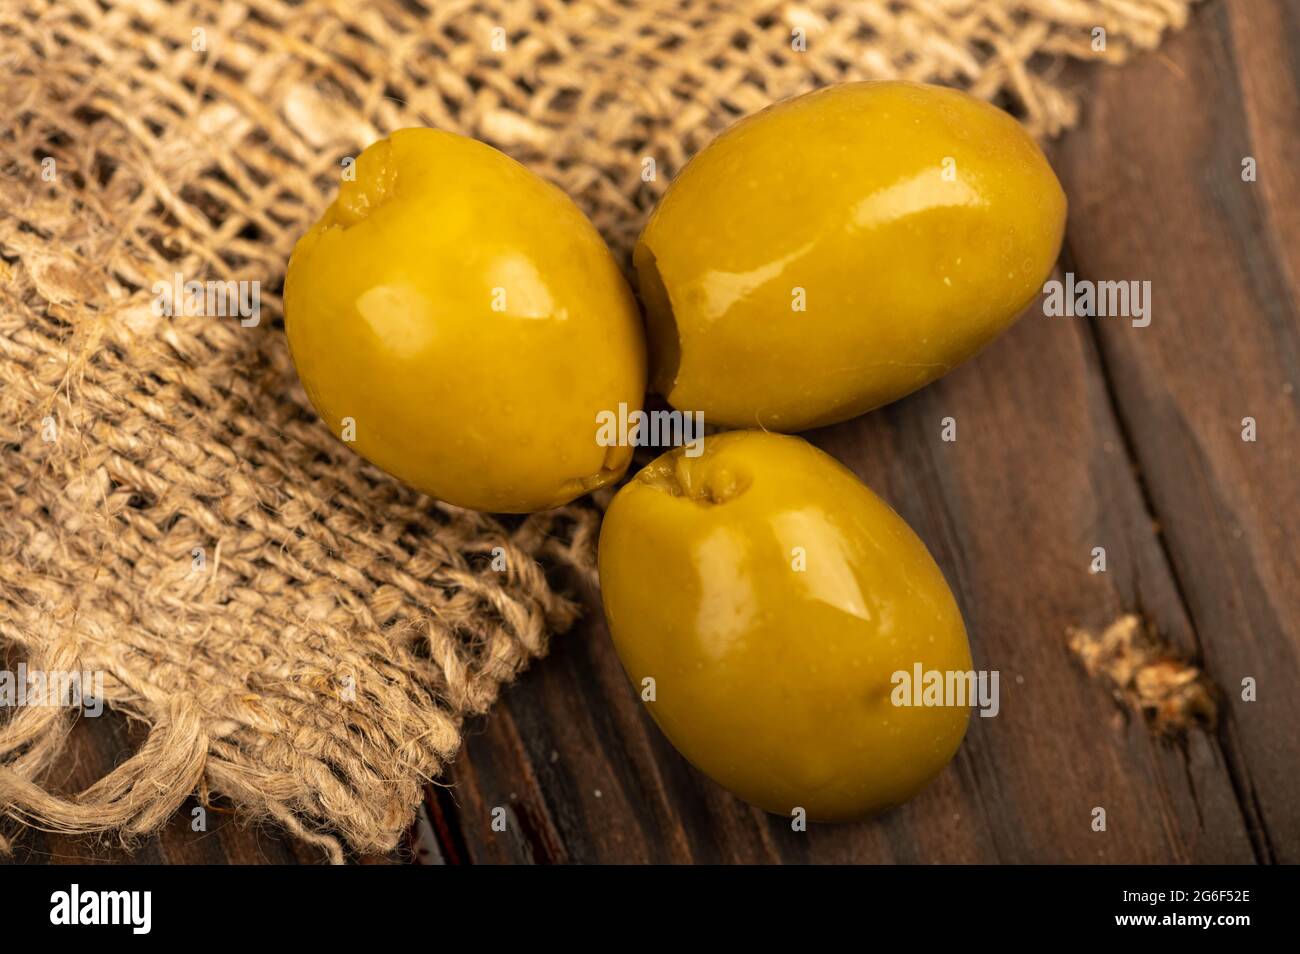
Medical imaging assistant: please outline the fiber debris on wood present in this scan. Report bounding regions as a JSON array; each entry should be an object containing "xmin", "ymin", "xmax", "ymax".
[{"xmin": 1068, "ymin": 615, "xmax": 1219, "ymax": 736}]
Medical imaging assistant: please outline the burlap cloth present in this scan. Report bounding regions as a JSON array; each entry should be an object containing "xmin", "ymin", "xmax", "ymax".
[{"xmin": 0, "ymin": 0, "xmax": 1195, "ymax": 862}]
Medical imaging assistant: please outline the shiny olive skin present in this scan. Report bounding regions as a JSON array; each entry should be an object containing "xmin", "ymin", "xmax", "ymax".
[
  {"xmin": 598, "ymin": 430, "xmax": 972, "ymax": 820},
  {"xmin": 285, "ymin": 128, "xmax": 645, "ymax": 512},
  {"xmin": 635, "ymin": 81, "xmax": 1067, "ymax": 432}
]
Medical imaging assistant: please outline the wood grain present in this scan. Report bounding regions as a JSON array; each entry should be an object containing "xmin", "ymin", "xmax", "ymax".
[{"xmin": 1049, "ymin": 0, "xmax": 1300, "ymax": 862}]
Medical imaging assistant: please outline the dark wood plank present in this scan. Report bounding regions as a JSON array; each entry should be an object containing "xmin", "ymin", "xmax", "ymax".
[{"xmin": 1050, "ymin": 0, "xmax": 1300, "ymax": 862}]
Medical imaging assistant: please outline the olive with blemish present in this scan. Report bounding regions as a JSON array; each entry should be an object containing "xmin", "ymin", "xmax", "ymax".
[
  {"xmin": 286, "ymin": 128, "xmax": 646, "ymax": 512},
  {"xmin": 598, "ymin": 430, "xmax": 973, "ymax": 819}
]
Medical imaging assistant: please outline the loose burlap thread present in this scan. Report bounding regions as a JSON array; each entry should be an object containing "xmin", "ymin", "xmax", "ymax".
[{"xmin": 1, "ymin": 0, "xmax": 1195, "ymax": 862}]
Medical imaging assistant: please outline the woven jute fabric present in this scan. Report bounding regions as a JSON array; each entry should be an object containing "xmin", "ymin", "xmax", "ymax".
[{"xmin": 0, "ymin": 0, "xmax": 1195, "ymax": 861}]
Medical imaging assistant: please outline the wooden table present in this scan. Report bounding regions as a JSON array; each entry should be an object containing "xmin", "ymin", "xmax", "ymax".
[{"xmin": 7, "ymin": 0, "xmax": 1296, "ymax": 864}]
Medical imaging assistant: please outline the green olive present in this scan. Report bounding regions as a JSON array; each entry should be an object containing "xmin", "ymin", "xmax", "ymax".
[
  {"xmin": 286, "ymin": 128, "xmax": 645, "ymax": 512},
  {"xmin": 635, "ymin": 81, "xmax": 1067, "ymax": 431},
  {"xmin": 598, "ymin": 430, "xmax": 972, "ymax": 819}
]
